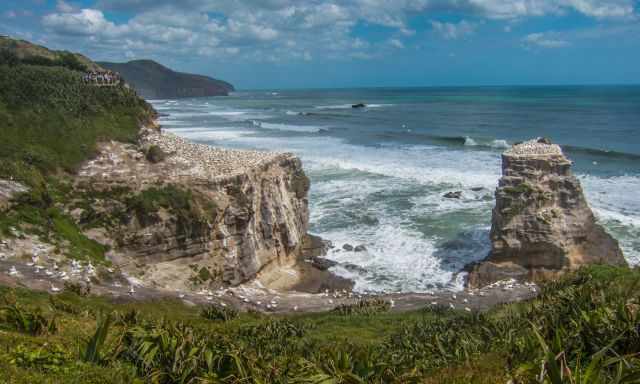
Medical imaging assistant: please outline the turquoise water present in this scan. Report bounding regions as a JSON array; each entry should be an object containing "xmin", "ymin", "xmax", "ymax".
[{"xmin": 150, "ymin": 86, "xmax": 640, "ymax": 293}]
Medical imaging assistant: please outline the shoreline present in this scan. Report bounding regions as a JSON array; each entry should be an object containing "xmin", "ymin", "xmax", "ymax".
[{"xmin": 0, "ymin": 258, "xmax": 537, "ymax": 314}]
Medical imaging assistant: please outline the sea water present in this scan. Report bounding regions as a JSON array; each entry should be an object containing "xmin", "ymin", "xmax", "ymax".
[{"xmin": 150, "ymin": 86, "xmax": 640, "ymax": 293}]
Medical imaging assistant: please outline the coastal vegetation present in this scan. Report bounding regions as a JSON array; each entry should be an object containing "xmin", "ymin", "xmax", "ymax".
[
  {"xmin": 0, "ymin": 38, "xmax": 155, "ymax": 264},
  {"xmin": 1, "ymin": 265, "xmax": 639, "ymax": 383}
]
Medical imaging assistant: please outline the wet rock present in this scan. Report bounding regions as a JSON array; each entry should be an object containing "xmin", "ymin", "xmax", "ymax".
[
  {"xmin": 352, "ymin": 103, "xmax": 366, "ymax": 109},
  {"xmin": 471, "ymin": 187, "xmax": 484, "ymax": 192},
  {"xmin": 310, "ymin": 257, "xmax": 338, "ymax": 271},
  {"xmin": 342, "ymin": 244, "xmax": 354, "ymax": 252},
  {"xmin": 343, "ymin": 263, "xmax": 367, "ymax": 274},
  {"xmin": 302, "ymin": 234, "xmax": 331, "ymax": 258},
  {"xmin": 443, "ymin": 191, "xmax": 463, "ymax": 199},
  {"xmin": 354, "ymin": 245, "xmax": 367, "ymax": 253}
]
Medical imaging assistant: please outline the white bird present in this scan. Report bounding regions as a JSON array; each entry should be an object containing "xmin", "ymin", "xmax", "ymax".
[
  {"xmin": 452, "ymin": 294, "xmax": 457, "ymax": 300},
  {"xmin": 220, "ymin": 302, "xmax": 227, "ymax": 307},
  {"xmin": 464, "ymin": 307, "xmax": 471, "ymax": 312},
  {"xmin": 178, "ymin": 294, "xmax": 185, "ymax": 299},
  {"xmin": 8, "ymin": 266, "xmax": 18, "ymax": 276},
  {"xmin": 45, "ymin": 270, "xmax": 54, "ymax": 276},
  {"xmin": 256, "ymin": 301, "xmax": 262, "ymax": 305},
  {"xmin": 294, "ymin": 305, "xmax": 299, "ymax": 311},
  {"xmin": 328, "ymin": 299, "xmax": 334, "ymax": 304},
  {"xmin": 463, "ymin": 298, "xmax": 468, "ymax": 303},
  {"xmin": 449, "ymin": 303, "xmax": 455, "ymax": 309},
  {"xmin": 431, "ymin": 301, "xmax": 438, "ymax": 306},
  {"xmin": 389, "ymin": 299, "xmax": 395, "ymax": 308},
  {"xmin": 243, "ymin": 298, "xmax": 249, "ymax": 303},
  {"xmin": 50, "ymin": 285, "xmax": 61, "ymax": 293}
]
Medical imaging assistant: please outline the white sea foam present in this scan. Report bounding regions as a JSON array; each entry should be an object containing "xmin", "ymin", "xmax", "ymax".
[
  {"xmin": 315, "ymin": 104, "xmax": 353, "ymax": 110},
  {"xmin": 252, "ymin": 121, "xmax": 322, "ymax": 133},
  {"xmin": 157, "ymin": 97, "xmax": 640, "ymax": 292},
  {"xmin": 366, "ymin": 104, "xmax": 394, "ymax": 108},
  {"xmin": 464, "ymin": 136, "xmax": 478, "ymax": 146},
  {"xmin": 491, "ymin": 139, "xmax": 510, "ymax": 149},
  {"xmin": 208, "ymin": 111, "xmax": 247, "ymax": 116}
]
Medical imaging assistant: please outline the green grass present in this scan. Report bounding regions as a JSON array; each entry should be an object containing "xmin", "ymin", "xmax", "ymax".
[
  {"xmin": 0, "ymin": 59, "xmax": 155, "ymax": 264},
  {"xmin": 0, "ymin": 265, "xmax": 638, "ymax": 383}
]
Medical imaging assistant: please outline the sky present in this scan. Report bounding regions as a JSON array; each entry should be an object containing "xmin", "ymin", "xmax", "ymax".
[{"xmin": 1, "ymin": 0, "xmax": 639, "ymax": 89}]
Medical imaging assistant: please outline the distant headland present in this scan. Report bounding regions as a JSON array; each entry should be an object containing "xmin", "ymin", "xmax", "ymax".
[{"xmin": 98, "ymin": 59, "xmax": 234, "ymax": 99}]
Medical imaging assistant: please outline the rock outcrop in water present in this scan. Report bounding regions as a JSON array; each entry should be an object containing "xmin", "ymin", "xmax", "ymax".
[{"xmin": 467, "ymin": 139, "xmax": 626, "ymax": 287}]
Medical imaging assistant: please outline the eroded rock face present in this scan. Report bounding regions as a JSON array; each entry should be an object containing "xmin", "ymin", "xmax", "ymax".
[
  {"xmin": 467, "ymin": 139, "xmax": 626, "ymax": 288},
  {"xmin": 74, "ymin": 130, "xmax": 309, "ymax": 289}
]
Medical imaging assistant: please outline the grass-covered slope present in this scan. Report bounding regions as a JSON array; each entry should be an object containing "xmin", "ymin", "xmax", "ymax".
[
  {"xmin": 0, "ymin": 37, "xmax": 156, "ymax": 263},
  {"xmin": 1, "ymin": 266, "xmax": 639, "ymax": 383}
]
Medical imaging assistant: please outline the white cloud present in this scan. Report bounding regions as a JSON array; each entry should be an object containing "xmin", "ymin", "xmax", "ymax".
[
  {"xmin": 37, "ymin": 0, "xmax": 636, "ymax": 64},
  {"xmin": 523, "ymin": 32, "xmax": 570, "ymax": 48},
  {"xmin": 565, "ymin": 0, "xmax": 635, "ymax": 18},
  {"xmin": 43, "ymin": 9, "xmax": 124, "ymax": 37},
  {"xmin": 388, "ymin": 38, "xmax": 405, "ymax": 48},
  {"xmin": 56, "ymin": 1, "xmax": 76, "ymax": 13},
  {"xmin": 431, "ymin": 20, "xmax": 477, "ymax": 40}
]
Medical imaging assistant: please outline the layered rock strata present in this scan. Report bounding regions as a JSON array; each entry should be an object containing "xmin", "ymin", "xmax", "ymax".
[
  {"xmin": 73, "ymin": 126, "xmax": 310, "ymax": 289},
  {"xmin": 467, "ymin": 139, "xmax": 626, "ymax": 287}
]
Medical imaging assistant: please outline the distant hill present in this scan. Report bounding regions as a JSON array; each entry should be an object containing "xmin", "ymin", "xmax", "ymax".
[
  {"xmin": 0, "ymin": 35, "xmax": 102, "ymax": 71},
  {"xmin": 98, "ymin": 59, "xmax": 234, "ymax": 99}
]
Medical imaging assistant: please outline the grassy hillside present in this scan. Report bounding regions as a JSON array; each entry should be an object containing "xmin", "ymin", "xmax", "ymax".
[
  {"xmin": 0, "ymin": 266, "xmax": 639, "ymax": 383},
  {"xmin": 0, "ymin": 36, "xmax": 101, "ymax": 72},
  {"xmin": 98, "ymin": 59, "xmax": 234, "ymax": 99},
  {"xmin": 0, "ymin": 37, "xmax": 156, "ymax": 264}
]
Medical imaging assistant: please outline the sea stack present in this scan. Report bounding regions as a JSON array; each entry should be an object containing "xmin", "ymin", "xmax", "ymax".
[{"xmin": 467, "ymin": 138, "xmax": 626, "ymax": 287}]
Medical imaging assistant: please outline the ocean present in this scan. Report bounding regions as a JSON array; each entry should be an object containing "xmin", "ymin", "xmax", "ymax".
[{"xmin": 149, "ymin": 86, "xmax": 640, "ymax": 293}]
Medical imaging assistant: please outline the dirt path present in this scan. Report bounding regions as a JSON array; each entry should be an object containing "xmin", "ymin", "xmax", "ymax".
[{"xmin": 0, "ymin": 259, "xmax": 537, "ymax": 314}]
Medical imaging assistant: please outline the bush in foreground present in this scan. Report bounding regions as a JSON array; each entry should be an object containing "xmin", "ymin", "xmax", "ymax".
[{"xmin": 0, "ymin": 266, "xmax": 638, "ymax": 383}]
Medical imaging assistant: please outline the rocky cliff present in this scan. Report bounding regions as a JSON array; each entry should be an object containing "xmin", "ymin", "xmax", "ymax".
[
  {"xmin": 72, "ymin": 127, "xmax": 310, "ymax": 290},
  {"xmin": 467, "ymin": 139, "xmax": 626, "ymax": 287},
  {"xmin": 98, "ymin": 60, "xmax": 234, "ymax": 99}
]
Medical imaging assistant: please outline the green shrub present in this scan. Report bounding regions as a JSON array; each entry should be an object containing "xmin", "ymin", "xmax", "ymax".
[
  {"xmin": 0, "ymin": 301, "xmax": 57, "ymax": 336},
  {"xmin": 332, "ymin": 298, "xmax": 392, "ymax": 316},
  {"xmin": 145, "ymin": 145, "xmax": 166, "ymax": 163},
  {"xmin": 200, "ymin": 305, "xmax": 238, "ymax": 322}
]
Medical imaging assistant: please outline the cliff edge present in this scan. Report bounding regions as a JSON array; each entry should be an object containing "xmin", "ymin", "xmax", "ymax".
[
  {"xmin": 467, "ymin": 138, "xmax": 626, "ymax": 287},
  {"xmin": 70, "ymin": 126, "xmax": 314, "ymax": 290}
]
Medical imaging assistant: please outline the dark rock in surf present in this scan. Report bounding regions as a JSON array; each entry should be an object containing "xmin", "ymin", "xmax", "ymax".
[
  {"xmin": 443, "ymin": 191, "xmax": 463, "ymax": 199},
  {"xmin": 311, "ymin": 257, "xmax": 338, "ymax": 271},
  {"xmin": 354, "ymin": 245, "xmax": 367, "ymax": 253},
  {"xmin": 352, "ymin": 103, "xmax": 366, "ymax": 109},
  {"xmin": 342, "ymin": 244, "xmax": 354, "ymax": 252}
]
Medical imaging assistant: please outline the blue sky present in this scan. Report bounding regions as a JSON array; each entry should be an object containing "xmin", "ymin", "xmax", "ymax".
[{"xmin": 1, "ymin": 0, "xmax": 639, "ymax": 89}]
